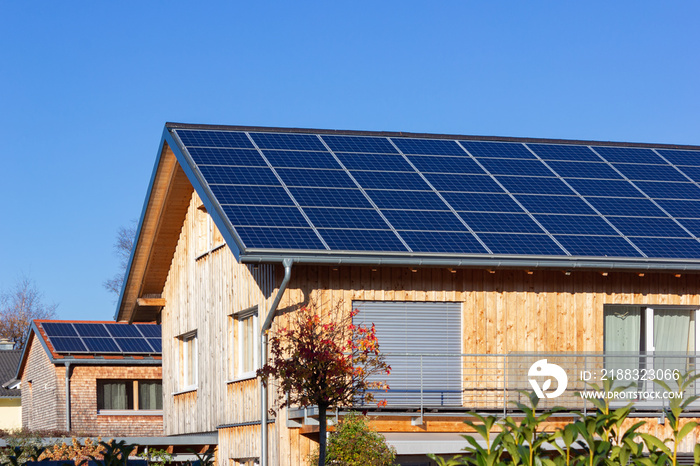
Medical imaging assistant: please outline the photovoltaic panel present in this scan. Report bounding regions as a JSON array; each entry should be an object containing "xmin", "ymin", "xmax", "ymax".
[
  {"xmin": 606, "ymin": 217, "xmax": 691, "ymax": 238},
  {"xmin": 391, "ymin": 138, "xmax": 466, "ymax": 156},
  {"xmin": 424, "ymin": 173, "xmax": 504, "ymax": 193},
  {"xmin": 335, "ymin": 152, "xmax": 413, "ymax": 171},
  {"xmin": 276, "ymin": 168, "xmax": 356, "ymax": 188},
  {"xmin": 479, "ymin": 233, "xmax": 566, "ymax": 255},
  {"xmin": 381, "ymin": 210, "xmax": 469, "ymax": 232},
  {"xmin": 657, "ymin": 149, "xmax": 700, "ymax": 167},
  {"xmin": 585, "ymin": 197, "xmax": 667, "ymax": 217},
  {"xmin": 612, "ymin": 163, "xmax": 687, "ymax": 182},
  {"xmin": 106, "ymin": 325, "xmax": 143, "ymax": 338},
  {"xmin": 592, "ymin": 146, "xmax": 666, "ymax": 164},
  {"xmin": 176, "ymin": 130, "xmax": 254, "ymax": 149},
  {"xmin": 304, "ymin": 208, "xmax": 389, "ymax": 229},
  {"xmin": 675, "ymin": 219, "xmax": 700, "ymax": 237},
  {"xmin": 565, "ymin": 179, "xmax": 642, "ymax": 198},
  {"xmin": 221, "ymin": 205, "xmax": 309, "ymax": 227},
  {"xmin": 460, "ymin": 141, "xmax": 536, "ymax": 159},
  {"xmin": 533, "ymin": 214, "xmax": 619, "ymax": 236},
  {"xmin": 211, "ymin": 185, "xmax": 294, "ymax": 206},
  {"xmin": 657, "ymin": 200, "xmax": 700, "ymax": 218},
  {"xmin": 477, "ymin": 158, "xmax": 553, "ymax": 177},
  {"xmin": 545, "ymin": 161, "xmax": 623, "ymax": 179},
  {"xmin": 50, "ymin": 337, "xmax": 87, "ymax": 353},
  {"xmin": 634, "ymin": 181, "xmax": 700, "ymax": 200},
  {"xmin": 199, "ymin": 166, "xmax": 280, "ymax": 186},
  {"xmin": 147, "ymin": 339, "xmax": 162, "ymax": 352},
  {"xmin": 262, "ymin": 150, "xmax": 341, "ymax": 169},
  {"xmin": 115, "ymin": 338, "xmax": 155, "ymax": 353},
  {"xmin": 73, "ymin": 323, "xmax": 110, "ymax": 337},
  {"xmin": 527, "ymin": 144, "xmax": 600, "ymax": 162},
  {"xmin": 399, "ymin": 231, "xmax": 487, "ymax": 254},
  {"xmin": 290, "ymin": 187, "xmax": 374, "ymax": 208},
  {"xmin": 459, "ymin": 212, "xmax": 544, "ymax": 233},
  {"xmin": 83, "ymin": 337, "xmax": 121, "ymax": 353},
  {"xmin": 366, "ymin": 190, "xmax": 449, "ymax": 210},
  {"xmin": 249, "ymin": 132, "xmax": 327, "ymax": 151},
  {"xmin": 554, "ymin": 235, "xmax": 642, "ymax": 258},
  {"xmin": 629, "ymin": 237, "xmax": 700, "ymax": 259},
  {"xmin": 444, "ymin": 192, "xmax": 524, "ymax": 212},
  {"xmin": 236, "ymin": 226, "xmax": 326, "ymax": 249},
  {"xmin": 187, "ymin": 148, "xmax": 266, "ymax": 167},
  {"xmin": 319, "ymin": 229, "xmax": 408, "ymax": 252},
  {"xmin": 672, "ymin": 166, "xmax": 700, "ymax": 183},
  {"xmin": 515, "ymin": 195, "xmax": 596, "ymax": 215},
  {"xmin": 42, "ymin": 322, "xmax": 77, "ymax": 337},
  {"xmin": 496, "ymin": 176, "xmax": 575, "ymax": 195},
  {"xmin": 136, "ymin": 324, "xmax": 161, "ymax": 338},
  {"xmin": 407, "ymin": 155, "xmax": 486, "ymax": 174},
  {"xmin": 320, "ymin": 134, "xmax": 398, "ymax": 154},
  {"xmin": 351, "ymin": 171, "xmax": 430, "ymax": 190}
]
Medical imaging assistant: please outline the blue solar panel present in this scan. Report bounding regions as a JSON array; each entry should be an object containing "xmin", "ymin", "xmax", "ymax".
[
  {"xmin": 276, "ymin": 168, "xmax": 355, "ymax": 188},
  {"xmin": 533, "ymin": 214, "xmax": 619, "ymax": 235},
  {"xmin": 83, "ymin": 337, "xmax": 121, "ymax": 353},
  {"xmin": 460, "ymin": 141, "xmax": 536, "ymax": 159},
  {"xmin": 250, "ymin": 132, "xmax": 327, "ymax": 151},
  {"xmin": 546, "ymin": 161, "xmax": 623, "ymax": 179},
  {"xmin": 136, "ymin": 325, "xmax": 161, "ymax": 338},
  {"xmin": 304, "ymin": 208, "xmax": 389, "ymax": 229},
  {"xmin": 593, "ymin": 146, "xmax": 665, "ymax": 164},
  {"xmin": 527, "ymin": 144, "xmax": 600, "ymax": 162},
  {"xmin": 673, "ymin": 166, "xmax": 700, "ymax": 183},
  {"xmin": 236, "ymin": 226, "xmax": 326, "ymax": 249},
  {"xmin": 351, "ymin": 171, "xmax": 431, "ymax": 190},
  {"xmin": 478, "ymin": 158, "xmax": 553, "ymax": 177},
  {"xmin": 554, "ymin": 235, "xmax": 642, "ymax": 257},
  {"xmin": 391, "ymin": 138, "xmax": 466, "ymax": 156},
  {"xmin": 290, "ymin": 187, "xmax": 373, "ymax": 208},
  {"xmin": 320, "ymin": 135, "xmax": 398, "ymax": 154},
  {"xmin": 657, "ymin": 149, "xmax": 700, "ymax": 167},
  {"xmin": 188, "ymin": 148, "xmax": 266, "ymax": 167},
  {"xmin": 212, "ymin": 185, "xmax": 294, "ymax": 206},
  {"xmin": 460, "ymin": 212, "xmax": 544, "ymax": 233},
  {"xmin": 630, "ymin": 237, "xmax": 700, "ymax": 259},
  {"xmin": 262, "ymin": 150, "xmax": 341, "ymax": 169},
  {"xmin": 73, "ymin": 323, "xmax": 109, "ymax": 337},
  {"xmin": 444, "ymin": 192, "xmax": 524, "ymax": 212},
  {"xmin": 335, "ymin": 153, "xmax": 414, "ymax": 172},
  {"xmin": 222, "ymin": 205, "xmax": 309, "ymax": 227},
  {"xmin": 115, "ymin": 338, "xmax": 155, "ymax": 353},
  {"xmin": 107, "ymin": 325, "xmax": 143, "ymax": 338},
  {"xmin": 566, "ymin": 179, "xmax": 642, "ymax": 198},
  {"xmin": 381, "ymin": 210, "xmax": 469, "ymax": 232},
  {"xmin": 606, "ymin": 217, "xmax": 691, "ymax": 238},
  {"xmin": 147, "ymin": 338, "xmax": 162, "ymax": 352},
  {"xmin": 515, "ymin": 195, "xmax": 596, "ymax": 215},
  {"xmin": 585, "ymin": 197, "xmax": 666, "ymax": 217},
  {"xmin": 42, "ymin": 322, "xmax": 77, "ymax": 337},
  {"xmin": 408, "ymin": 155, "xmax": 486, "ymax": 174},
  {"xmin": 479, "ymin": 233, "xmax": 566, "ymax": 255},
  {"xmin": 176, "ymin": 130, "xmax": 254, "ymax": 149},
  {"xmin": 50, "ymin": 337, "xmax": 87, "ymax": 353},
  {"xmin": 612, "ymin": 163, "xmax": 687, "ymax": 182},
  {"xmin": 675, "ymin": 219, "xmax": 700, "ymax": 237},
  {"xmin": 319, "ymin": 229, "xmax": 408, "ymax": 252},
  {"xmin": 657, "ymin": 200, "xmax": 700, "ymax": 218},
  {"xmin": 367, "ymin": 190, "xmax": 449, "ymax": 210},
  {"xmin": 424, "ymin": 173, "xmax": 504, "ymax": 193},
  {"xmin": 497, "ymin": 176, "xmax": 575, "ymax": 195},
  {"xmin": 634, "ymin": 181, "xmax": 700, "ymax": 200},
  {"xmin": 199, "ymin": 166, "xmax": 280, "ymax": 186},
  {"xmin": 400, "ymin": 231, "xmax": 487, "ymax": 254}
]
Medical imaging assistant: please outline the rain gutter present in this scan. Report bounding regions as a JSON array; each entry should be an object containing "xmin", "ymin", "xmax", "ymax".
[{"xmin": 260, "ymin": 258, "xmax": 293, "ymax": 466}]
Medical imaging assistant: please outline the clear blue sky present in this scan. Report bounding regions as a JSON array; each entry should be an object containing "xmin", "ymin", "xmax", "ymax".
[{"xmin": 1, "ymin": 1, "xmax": 698, "ymax": 321}]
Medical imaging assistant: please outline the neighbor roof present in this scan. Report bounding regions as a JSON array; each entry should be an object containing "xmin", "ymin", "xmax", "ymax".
[{"xmin": 0, "ymin": 350, "xmax": 21, "ymax": 398}]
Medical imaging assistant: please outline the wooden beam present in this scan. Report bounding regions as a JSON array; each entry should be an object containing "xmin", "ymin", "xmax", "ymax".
[{"xmin": 137, "ymin": 297, "xmax": 166, "ymax": 307}]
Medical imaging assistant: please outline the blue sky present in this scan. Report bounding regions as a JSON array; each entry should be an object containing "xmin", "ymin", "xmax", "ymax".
[{"xmin": 1, "ymin": 1, "xmax": 698, "ymax": 321}]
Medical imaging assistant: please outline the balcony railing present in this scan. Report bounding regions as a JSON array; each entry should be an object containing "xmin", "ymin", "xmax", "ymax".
[{"xmin": 356, "ymin": 352, "xmax": 700, "ymax": 415}]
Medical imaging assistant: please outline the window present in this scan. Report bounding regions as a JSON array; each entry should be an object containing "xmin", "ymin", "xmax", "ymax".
[
  {"xmin": 195, "ymin": 205, "xmax": 225, "ymax": 258},
  {"xmin": 233, "ymin": 306, "xmax": 258, "ymax": 378},
  {"xmin": 97, "ymin": 380, "xmax": 162, "ymax": 412},
  {"xmin": 181, "ymin": 332, "xmax": 198, "ymax": 389},
  {"xmin": 232, "ymin": 459, "xmax": 258, "ymax": 466}
]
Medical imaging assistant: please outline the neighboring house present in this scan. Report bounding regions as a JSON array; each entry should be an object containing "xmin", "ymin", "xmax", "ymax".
[
  {"xmin": 0, "ymin": 339, "xmax": 21, "ymax": 431},
  {"xmin": 116, "ymin": 123, "xmax": 700, "ymax": 465},
  {"xmin": 16, "ymin": 320, "xmax": 163, "ymax": 437}
]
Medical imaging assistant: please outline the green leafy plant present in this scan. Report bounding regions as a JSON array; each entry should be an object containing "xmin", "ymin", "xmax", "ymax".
[
  {"xmin": 137, "ymin": 448, "xmax": 173, "ymax": 466},
  {"xmin": 88, "ymin": 440, "xmax": 135, "ymax": 466}
]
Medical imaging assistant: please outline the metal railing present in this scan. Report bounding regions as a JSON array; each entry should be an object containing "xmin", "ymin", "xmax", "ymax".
[{"xmin": 356, "ymin": 352, "xmax": 700, "ymax": 415}]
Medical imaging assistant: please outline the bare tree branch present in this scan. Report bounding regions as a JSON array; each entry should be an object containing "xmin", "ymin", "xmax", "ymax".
[
  {"xmin": 0, "ymin": 276, "xmax": 58, "ymax": 349},
  {"xmin": 103, "ymin": 223, "xmax": 136, "ymax": 296}
]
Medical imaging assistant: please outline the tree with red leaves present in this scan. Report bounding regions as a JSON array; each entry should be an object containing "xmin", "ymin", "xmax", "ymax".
[{"xmin": 257, "ymin": 305, "xmax": 390, "ymax": 466}]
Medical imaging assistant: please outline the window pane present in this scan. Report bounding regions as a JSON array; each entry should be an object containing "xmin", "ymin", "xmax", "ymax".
[
  {"xmin": 242, "ymin": 315, "xmax": 254, "ymax": 373},
  {"xmin": 139, "ymin": 381, "xmax": 163, "ymax": 410},
  {"xmin": 97, "ymin": 381, "xmax": 131, "ymax": 410},
  {"xmin": 604, "ymin": 306, "xmax": 641, "ymax": 352},
  {"xmin": 186, "ymin": 336, "xmax": 196, "ymax": 386}
]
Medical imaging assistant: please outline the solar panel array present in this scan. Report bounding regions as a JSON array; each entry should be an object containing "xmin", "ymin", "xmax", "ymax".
[
  {"xmin": 42, "ymin": 322, "xmax": 161, "ymax": 355},
  {"xmin": 172, "ymin": 128, "xmax": 700, "ymax": 260}
]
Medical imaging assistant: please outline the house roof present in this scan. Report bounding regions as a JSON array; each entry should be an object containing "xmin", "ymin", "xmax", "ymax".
[
  {"xmin": 116, "ymin": 123, "xmax": 700, "ymax": 322},
  {"xmin": 0, "ymin": 350, "xmax": 21, "ymax": 398}
]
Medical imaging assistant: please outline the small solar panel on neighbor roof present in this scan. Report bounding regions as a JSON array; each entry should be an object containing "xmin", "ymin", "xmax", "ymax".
[{"xmin": 170, "ymin": 127, "xmax": 700, "ymax": 261}]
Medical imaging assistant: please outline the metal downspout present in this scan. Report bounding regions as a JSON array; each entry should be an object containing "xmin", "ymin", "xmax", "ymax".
[
  {"xmin": 64, "ymin": 362, "xmax": 71, "ymax": 432},
  {"xmin": 261, "ymin": 258, "xmax": 293, "ymax": 466}
]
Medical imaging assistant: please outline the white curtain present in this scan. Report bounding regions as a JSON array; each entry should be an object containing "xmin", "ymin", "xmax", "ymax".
[
  {"xmin": 605, "ymin": 306, "xmax": 641, "ymax": 352},
  {"xmin": 654, "ymin": 309, "xmax": 694, "ymax": 376},
  {"xmin": 100, "ymin": 381, "xmax": 128, "ymax": 410}
]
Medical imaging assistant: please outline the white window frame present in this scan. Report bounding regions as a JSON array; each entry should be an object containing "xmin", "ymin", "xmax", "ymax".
[
  {"xmin": 180, "ymin": 331, "xmax": 198, "ymax": 391},
  {"xmin": 233, "ymin": 306, "xmax": 258, "ymax": 380}
]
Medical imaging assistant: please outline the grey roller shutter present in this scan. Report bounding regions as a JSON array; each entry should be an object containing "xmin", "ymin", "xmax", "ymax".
[{"xmin": 353, "ymin": 301, "xmax": 462, "ymax": 408}]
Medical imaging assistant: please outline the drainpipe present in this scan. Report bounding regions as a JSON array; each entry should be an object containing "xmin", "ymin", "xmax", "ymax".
[
  {"xmin": 64, "ymin": 362, "xmax": 71, "ymax": 432},
  {"xmin": 260, "ymin": 258, "xmax": 293, "ymax": 466}
]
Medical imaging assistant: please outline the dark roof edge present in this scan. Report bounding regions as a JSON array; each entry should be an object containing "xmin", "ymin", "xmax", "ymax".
[{"xmin": 164, "ymin": 122, "xmax": 700, "ymax": 151}]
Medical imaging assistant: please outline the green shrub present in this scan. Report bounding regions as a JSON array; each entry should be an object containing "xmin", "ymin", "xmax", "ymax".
[{"xmin": 309, "ymin": 412, "xmax": 395, "ymax": 466}]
